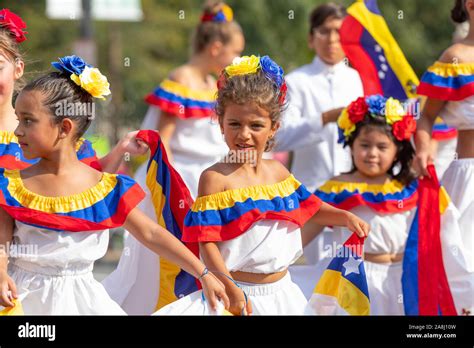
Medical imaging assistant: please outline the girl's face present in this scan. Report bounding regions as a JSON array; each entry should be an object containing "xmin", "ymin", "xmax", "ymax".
[
  {"xmin": 220, "ymin": 102, "xmax": 279, "ymax": 162},
  {"xmin": 211, "ymin": 32, "xmax": 245, "ymax": 74},
  {"xmin": 351, "ymin": 127, "xmax": 398, "ymax": 178},
  {"xmin": 14, "ymin": 90, "xmax": 70, "ymax": 159},
  {"xmin": 0, "ymin": 52, "xmax": 23, "ymax": 107}
]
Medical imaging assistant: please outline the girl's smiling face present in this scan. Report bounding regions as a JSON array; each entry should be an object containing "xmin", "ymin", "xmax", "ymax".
[
  {"xmin": 0, "ymin": 52, "xmax": 23, "ymax": 106},
  {"xmin": 351, "ymin": 126, "xmax": 398, "ymax": 178},
  {"xmin": 220, "ymin": 102, "xmax": 279, "ymax": 162}
]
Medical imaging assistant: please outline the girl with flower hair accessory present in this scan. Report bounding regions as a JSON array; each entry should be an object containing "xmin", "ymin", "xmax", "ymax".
[
  {"xmin": 153, "ymin": 55, "xmax": 369, "ymax": 316},
  {"xmin": 272, "ymin": 3, "xmax": 364, "ymax": 274},
  {"xmin": 0, "ymin": 11, "xmax": 149, "ymax": 174},
  {"xmin": 415, "ymin": 0, "xmax": 474, "ymax": 261},
  {"xmin": 302, "ymin": 95, "xmax": 473, "ymax": 315},
  {"xmin": 103, "ymin": 0, "xmax": 245, "ymax": 314},
  {"xmin": 0, "ymin": 58, "xmax": 229, "ymax": 314}
]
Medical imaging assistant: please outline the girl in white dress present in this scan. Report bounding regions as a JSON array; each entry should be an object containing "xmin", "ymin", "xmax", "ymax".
[
  {"xmin": 102, "ymin": 1, "xmax": 245, "ymax": 314},
  {"xmin": 305, "ymin": 95, "xmax": 473, "ymax": 315},
  {"xmin": 0, "ymin": 56, "xmax": 228, "ymax": 315},
  {"xmin": 415, "ymin": 0, "xmax": 474, "ymax": 257},
  {"xmin": 154, "ymin": 55, "xmax": 370, "ymax": 315}
]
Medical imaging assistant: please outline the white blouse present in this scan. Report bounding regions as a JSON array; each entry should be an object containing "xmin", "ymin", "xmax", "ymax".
[
  {"xmin": 440, "ymin": 95, "xmax": 474, "ymax": 130},
  {"xmin": 217, "ymin": 220, "xmax": 303, "ymax": 274},
  {"xmin": 9, "ymin": 221, "xmax": 109, "ymax": 275}
]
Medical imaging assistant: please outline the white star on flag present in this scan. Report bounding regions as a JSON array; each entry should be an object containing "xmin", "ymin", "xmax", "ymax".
[{"xmin": 342, "ymin": 254, "xmax": 363, "ymax": 277}]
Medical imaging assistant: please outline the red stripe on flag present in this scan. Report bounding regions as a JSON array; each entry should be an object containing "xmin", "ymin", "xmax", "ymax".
[
  {"xmin": 417, "ymin": 165, "xmax": 456, "ymax": 315},
  {"xmin": 340, "ymin": 15, "xmax": 383, "ymax": 96}
]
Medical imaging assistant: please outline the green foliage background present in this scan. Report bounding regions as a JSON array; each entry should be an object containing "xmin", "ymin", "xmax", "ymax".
[{"xmin": 1, "ymin": 0, "xmax": 458, "ymax": 138}]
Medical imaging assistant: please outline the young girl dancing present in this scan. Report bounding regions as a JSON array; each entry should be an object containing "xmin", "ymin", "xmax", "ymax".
[
  {"xmin": 0, "ymin": 56, "xmax": 228, "ymax": 314},
  {"xmin": 305, "ymin": 95, "xmax": 472, "ymax": 315},
  {"xmin": 154, "ymin": 55, "xmax": 370, "ymax": 315},
  {"xmin": 103, "ymin": 0, "xmax": 245, "ymax": 314},
  {"xmin": 0, "ymin": 9, "xmax": 148, "ymax": 173}
]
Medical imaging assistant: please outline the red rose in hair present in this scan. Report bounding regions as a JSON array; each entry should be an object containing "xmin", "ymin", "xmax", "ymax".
[
  {"xmin": 217, "ymin": 73, "xmax": 227, "ymax": 90},
  {"xmin": 347, "ymin": 97, "xmax": 368, "ymax": 123},
  {"xmin": 392, "ymin": 115, "xmax": 417, "ymax": 141},
  {"xmin": 0, "ymin": 9, "xmax": 27, "ymax": 43},
  {"xmin": 278, "ymin": 81, "xmax": 287, "ymax": 105}
]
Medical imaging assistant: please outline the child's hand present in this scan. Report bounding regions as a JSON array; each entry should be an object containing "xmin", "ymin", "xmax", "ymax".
[
  {"xmin": 0, "ymin": 271, "xmax": 17, "ymax": 308},
  {"xmin": 414, "ymin": 150, "xmax": 433, "ymax": 178},
  {"xmin": 119, "ymin": 131, "xmax": 149, "ymax": 156},
  {"xmin": 344, "ymin": 212, "xmax": 370, "ymax": 238},
  {"xmin": 200, "ymin": 272, "xmax": 230, "ymax": 312},
  {"xmin": 227, "ymin": 284, "xmax": 252, "ymax": 316}
]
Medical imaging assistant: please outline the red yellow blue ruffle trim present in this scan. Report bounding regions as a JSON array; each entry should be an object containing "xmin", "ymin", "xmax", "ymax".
[
  {"xmin": 182, "ymin": 175, "xmax": 322, "ymax": 242},
  {"xmin": 0, "ymin": 169, "xmax": 144, "ymax": 231},
  {"xmin": 144, "ymin": 79, "xmax": 216, "ymax": 119},
  {"xmin": 417, "ymin": 61, "xmax": 474, "ymax": 101},
  {"xmin": 315, "ymin": 179, "xmax": 418, "ymax": 213}
]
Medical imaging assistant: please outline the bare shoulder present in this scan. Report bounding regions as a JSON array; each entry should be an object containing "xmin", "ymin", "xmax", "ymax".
[
  {"xmin": 264, "ymin": 159, "xmax": 291, "ymax": 182},
  {"xmin": 168, "ymin": 65, "xmax": 194, "ymax": 86},
  {"xmin": 438, "ymin": 43, "xmax": 474, "ymax": 64},
  {"xmin": 197, "ymin": 163, "xmax": 228, "ymax": 197}
]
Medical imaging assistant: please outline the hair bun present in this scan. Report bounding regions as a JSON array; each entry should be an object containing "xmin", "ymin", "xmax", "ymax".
[
  {"xmin": 51, "ymin": 55, "xmax": 111, "ymax": 100},
  {"xmin": 201, "ymin": 2, "xmax": 233, "ymax": 22},
  {"xmin": 451, "ymin": 0, "xmax": 468, "ymax": 23}
]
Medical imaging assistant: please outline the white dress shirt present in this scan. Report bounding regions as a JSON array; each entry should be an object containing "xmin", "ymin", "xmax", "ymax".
[{"xmin": 275, "ymin": 56, "xmax": 364, "ymax": 191}]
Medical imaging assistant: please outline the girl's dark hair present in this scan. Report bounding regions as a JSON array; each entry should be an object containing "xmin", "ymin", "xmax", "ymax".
[
  {"xmin": 451, "ymin": 0, "xmax": 468, "ymax": 23},
  {"xmin": 215, "ymin": 71, "xmax": 286, "ymax": 152},
  {"xmin": 345, "ymin": 115, "xmax": 416, "ymax": 185},
  {"xmin": 22, "ymin": 72, "xmax": 94, "ymax": 141},
  {"xmin": 192, "ymin": 1, "xmax": 243, "ymax": 54},
  {"xmin": 309, "ymin": 2, "xmax": 347, "ymax": 34}
]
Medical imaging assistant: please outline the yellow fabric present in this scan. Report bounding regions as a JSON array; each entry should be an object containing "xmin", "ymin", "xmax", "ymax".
[
  {"xmin": 318, "ymin": 179, "xmax": 407, "ymax": 195},
  {"xmin": 427, "ymin": 61, "xmax": 474, "ymax": 77},
  {"xmin": 192, "ymin": 175, "xmax": 302, "ymax": 211},
  {"xmin": 314, "ymin": 269, "xmax": 370, "ymax": 315},
  {"xmin": 4, "ymin": 169, "xmax": 117, "ymax": 213},
  {"xmin": 160, "ymin": 79, "xmax": 216, "ymax": 102},
  {"xmin": 0, "ymin": 130, "xmax": 18, "ymax": 144},
  {"xmin": 439, "ymin": 186, "xmax": 451, "ymax": 215},
  {"xmin": 0, "ymin": 299, "xmax": 24, "ymax": 315}
]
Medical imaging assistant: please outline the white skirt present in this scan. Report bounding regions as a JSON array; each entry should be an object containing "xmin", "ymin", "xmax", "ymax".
[
  {"xmin": 154, "ymin": 272, "xmax": 308, "ymax": 315},
  {"xmin": 365, "ymin": 261, "xmax": 404, "ymax": 315},
  {"xmin": 441, "ymin": 158, "xmax": 474, "ymax": 255},
  {"xmin": 9, "ymin": 262, "xmax": 125, "ymax": 315}
]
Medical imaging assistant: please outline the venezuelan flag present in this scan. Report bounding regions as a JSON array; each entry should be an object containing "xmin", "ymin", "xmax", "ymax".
[
  {"xmin": 308, "ymin": 233, "xmax": 370, "ymax": 315},
  {"xmin": 417, "ymin": 62, "xmax": 474, "ymax": 101},
  {"xmin": 0, "ymin": 169, "xmax": 144, "ymax": 232},
  {"xmin": 340, "ymin": 0, "xmax": 419, "ymax": 99},
  {"xmin": 182, "ymin": 175, "xmax": 323, "ymax": 243},
  {"xmin": 144, "ymin": 79, "xmax": 216, "ymax": 119},
  {"xmin": 135, "ymin": 130, "xmax": 199, "ymax": 310},
  {"xmin": 315, "ymin": 179, "xmax": 418, "ymax": 213},
  {"xmin": 402, "ymin": 165, "xmax": 457, "ymax": 315},
  {"xmin": 0, "ymin": 299, "xmax": 24, "ymax": 316}
]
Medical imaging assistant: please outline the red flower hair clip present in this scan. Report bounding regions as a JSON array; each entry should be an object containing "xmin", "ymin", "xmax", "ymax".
[{"xmin": 0, "ymin": 9, "xmax": 27, "ymax": 43}]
